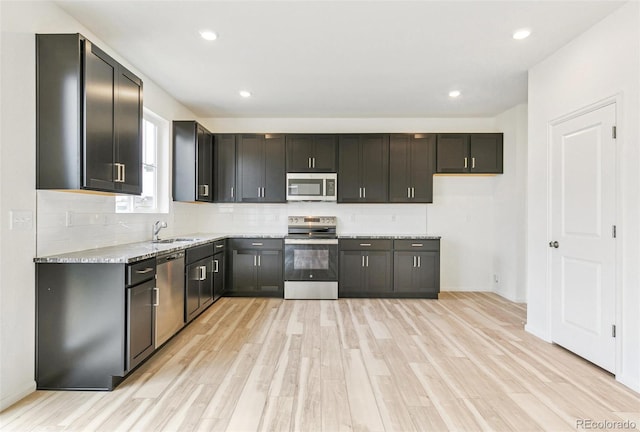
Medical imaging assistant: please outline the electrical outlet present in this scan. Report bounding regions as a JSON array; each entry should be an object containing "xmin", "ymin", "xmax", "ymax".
[{"xmin": 10, "ymin": 210, "xmax": 33, "ymax": 231}]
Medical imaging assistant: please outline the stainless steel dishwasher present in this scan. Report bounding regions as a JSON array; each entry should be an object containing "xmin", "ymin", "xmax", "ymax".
[{"xmin": 155, "ymin": 251, "xmax": 185, "ymax": 347}]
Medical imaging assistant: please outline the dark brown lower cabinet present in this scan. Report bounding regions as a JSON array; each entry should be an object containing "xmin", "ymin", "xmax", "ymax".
[
  {"xmin": 227, "ymin": 238, "xmax": 283, "ymax": 297},
  {"xmin": 393, "ymin": 239, "xmax": 440, "ymax": 298},
  {"xmin": 126, "ymin": 278, "xmax": 155, "ymax": 371},
  {"xmin": 185, "ymin": 243, "xmax": 215, "ymax": 323}
]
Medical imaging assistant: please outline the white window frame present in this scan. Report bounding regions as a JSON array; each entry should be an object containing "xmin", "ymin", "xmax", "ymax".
[{"xmin": 115, "ymin": 108, "xmax": 169, "ymax": 214}]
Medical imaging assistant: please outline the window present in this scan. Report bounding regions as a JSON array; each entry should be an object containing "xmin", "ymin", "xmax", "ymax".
[{"xmin": 116, "ymin": 109, "xmax": 169, "ymax": 213}]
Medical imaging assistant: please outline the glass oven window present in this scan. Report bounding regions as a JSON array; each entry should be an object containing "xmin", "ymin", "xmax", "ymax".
[
  {"xmin": 294, "ymin": 249, "xmax": 329, "ymax": 270},
  {"xmin": 289, "ymin": 179, "xmax": 323, "ymax": 196}
]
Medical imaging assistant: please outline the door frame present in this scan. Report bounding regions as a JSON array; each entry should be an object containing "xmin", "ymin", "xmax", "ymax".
[{"xmin": 545, "ymin": 94, "xmax": 622, "ymax": 375}]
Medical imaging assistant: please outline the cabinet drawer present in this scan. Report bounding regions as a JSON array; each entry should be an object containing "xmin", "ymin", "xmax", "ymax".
[
  {"xmin": 213, "ymin": 239, "xmax": 226, "ymax": 252},
  {"xmin": 126, "ymin": 257, "xmax": 156, "ymax": 287},
  {"xmin": 229, "ymin": 238, "xmax": 283, "ymax": 250},
  {"xmin": 340, "ymin": 239, "xmax": 392, "ymax": 251},
  {"xmin": 393, "ymin": 239, "xmax": 440, "ymax": 252},
  {"xmin": 186, "ymin": 243, "xmax": 215, "ymax": 264}
]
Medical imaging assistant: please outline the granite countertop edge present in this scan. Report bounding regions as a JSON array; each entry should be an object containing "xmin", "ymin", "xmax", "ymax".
[
  {"xmin": 35, "ymin": 233, "xmax": 441, "ymax": 264},
  {"xmin": 34, "ymin": 233, "xmax": 286, "ymax": 264}
]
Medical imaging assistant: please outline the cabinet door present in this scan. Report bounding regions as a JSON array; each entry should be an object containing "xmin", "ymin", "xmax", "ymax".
[
  {"xmin": 185, "ymin": 262, "xmax": 202, "ymax": 322},
  {"xmin": 393, "ymin": 252, "xmax": 417, "ymax": 292},
  {"xmin": 257, "ymin": 250, "xmax": 283, "ymax": 295},
  {"xmin": 389, "ymin": 135, "xmax": 411, "ymax": 202},
  {"xmin": 83, "ymin": 41, "xmax": 117, "ymax": 191},
  {"xmin": 436, "ymin": 134, "xmax": 470, "ymax": 173},
  {"xmin": 231, "ymin": 250, "xmax": 258, "ymax": 292},
  {"xmin": 410, "ymin": 134, "xmax": 435, "ymax": 203},
  {"xmin": 115, "ymin": 67, "xmax": 143, "ymax": 195},
  {"xmin": 201, "ymin": 258, "xmax": 214, "ymax": 308},
  {"xmin": 214, "ymin": 134, "xmax": 236, "ymax": 202},
  {"xmin": 364, "ymin": 251, "xmax": 393, "ymax": 293},
  {"xmin": 414, "ymin": 251, "xmax": 439, "ymax": 297},
  {"xmin": 470, "ymin": 133, "xmax": 503, "ymax": 173},
  {"xmin": 338, "ymin": 250, "xmax": 365, "ymax": 295},
  {"xmin": 338, "ymin": 135, "xmax": 362, "ymax": 202},
  {"xmin": 263, "ymin": 135, "xmax": 286, "ymax": 202},
  {"xmin": 360, "ymin": 134, "xmax": 389, "ymax": 202},
  {"xmin": 213, "ymin": 252, "xmax": 225, "ymax": 301},
  {"xmin": 127, "ymin": 279, "xmax": 155, "ymax": 371},
  {"xmin": 312, "ymin": 135, "xmax": 337, "ymax": 172},
  {"xmin": 286, "ymin": 135, "xmax": 314, "ymax": 172},
  {"xmin": 236, "ymin": 134, "xmax": 264, "ymax": 202},
  {"xmin": 196, "ymin": 126, "xmax": 214, "ymax": 202}
]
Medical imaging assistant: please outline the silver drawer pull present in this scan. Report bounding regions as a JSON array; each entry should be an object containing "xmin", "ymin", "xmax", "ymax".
[
  {"xmin": 252, "ymin": 242, "xmax": 263, "ymax": 246},
  {"xmin": 135, "ymin": 267, "xmax": 154, "ymax": 274},
  {"xmin": 411, "ymin": 243, "xmax": 423, "ymax": 247},
  {"xmin": 216, "ymin": 244, "xmax": 224, "ymax": 248},
  {"xmin": 359, "ymin": 243, "xmax": 372, "ymax": 247}
]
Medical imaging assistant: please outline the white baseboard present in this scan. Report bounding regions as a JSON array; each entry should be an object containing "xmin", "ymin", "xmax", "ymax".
[
  {"xmin": 525, "ymin": 323, "xmax": 552, "ymax": 343},
  {"xmin": 0, "ymin": 380, "xmax": 36, "ymax": 413},
  {"xmin": 615, "ymin": 372, "xmax": 640, "ymax": 394}
]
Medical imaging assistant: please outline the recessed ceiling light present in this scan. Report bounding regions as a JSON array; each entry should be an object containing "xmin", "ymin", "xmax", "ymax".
[
  {"xmin": 449, "ymin": 90, "xmax": 461, "ymax": 98},
  {"xmin": 513, "ymin": 29, "xmax": 531, "ymax": 40},
  {"xmin": 199, "ymin": 30, "xmax": 218, "ymax": 41},
  {"xmin": 239, "ymin": 90, "xmax": 252, "ymax": 98}
]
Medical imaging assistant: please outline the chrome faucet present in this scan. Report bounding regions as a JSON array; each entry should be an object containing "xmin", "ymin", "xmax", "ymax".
[{"xmin": 152, "ymin": 220, "xmax": 167, "ymax": 242}]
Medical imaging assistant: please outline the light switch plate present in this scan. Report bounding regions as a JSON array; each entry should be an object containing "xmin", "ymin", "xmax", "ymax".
[{"xmin": 10, "ymin": 210, "xmax": 33, "ymax": 231}]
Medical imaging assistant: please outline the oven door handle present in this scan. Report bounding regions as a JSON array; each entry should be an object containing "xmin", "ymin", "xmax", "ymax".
[{"xmin": 284, "ymin": 238, "xmax": 339, "ymax": 245}]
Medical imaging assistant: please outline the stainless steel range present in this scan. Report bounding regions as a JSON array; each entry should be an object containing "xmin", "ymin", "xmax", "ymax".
[{"xmin": 284, "ymin": 216, "xmax": 338, "ymax": 299}]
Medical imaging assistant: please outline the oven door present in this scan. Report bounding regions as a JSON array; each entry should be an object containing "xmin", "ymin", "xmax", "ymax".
[{"xmin": 284, "ymin": 239, "xmax": 338, "ymax": 281}]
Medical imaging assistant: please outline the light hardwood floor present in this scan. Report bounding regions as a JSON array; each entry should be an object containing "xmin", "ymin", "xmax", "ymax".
[{"xmin": 2, "ymin": 293, "xmax": 639, "ymax": 431}]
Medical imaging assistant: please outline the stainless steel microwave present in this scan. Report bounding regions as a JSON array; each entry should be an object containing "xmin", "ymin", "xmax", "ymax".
[{"xmin": 286, "ymin": 173, "xmax": 337, "ymax": 202}]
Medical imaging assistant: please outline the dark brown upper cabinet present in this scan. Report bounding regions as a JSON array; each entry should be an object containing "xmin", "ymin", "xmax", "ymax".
[
  {"xmin": 389, "ymin": 134, "xmax": 436, "ymax": 203},
  {"xmin": 173, "ymin": 121, "xmax": 213, "ymax": 202},
  {"xmin": 338, "ymin": 134, "xmax": 389, "ymax": 203},
  {"xmin": 213, "ymin": 134, "xmax": 237, "ymax": 202},
  {"xmin": 436, "ymin": 133, "xmax": 503, "ymax": 174},
  {"xmin": 236, "ymin": 134, "xmax": 286, "ymax": 203},
  {"xmin": 286, "ymin": 134, "xmax": 337, "ymax": 172},
  {"xmin": 37, "ymin": 33, "xmax": 143, "ymax": 195}
]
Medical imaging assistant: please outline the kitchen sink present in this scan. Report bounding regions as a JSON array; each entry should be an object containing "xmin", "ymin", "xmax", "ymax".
[{"xmin": 152, "ymin": 237, "xmax": 201, "ymax": 244}]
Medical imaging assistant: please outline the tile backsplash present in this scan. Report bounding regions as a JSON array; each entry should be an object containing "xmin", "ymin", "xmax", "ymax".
[
  {"xmin": 198, "ymin": 202, "xmax": 428, "ymax": 236},
  {"xmin": 36, "ymin": 190, "xmax": 200, "ymax": 256}
]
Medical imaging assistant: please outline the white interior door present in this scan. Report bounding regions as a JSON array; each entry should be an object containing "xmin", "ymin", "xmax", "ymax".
[{"xmin": 550, "ymin": 103, "xmax": 616, "ymax": 373}]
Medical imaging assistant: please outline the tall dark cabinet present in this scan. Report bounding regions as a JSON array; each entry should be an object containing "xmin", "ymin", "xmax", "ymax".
[
  {"xmin": 389, "ymin": 134, "xmax": 436, "ymax": 203},
  {"xmin": 213, "ymin": 134, "xmax": 237, "ymax": 202},
  {"xmin": 286, "ymin": 134, "xmax": 337, "ymax": 172},
  {"xmin": 173, "ymin": 121, "xmax": 214, "ymax": 202},
  {"xmin": 236, "ymin": 134, "xmax": 286, "ymax": 202},
  {"xmin": 338, "ymin": 134, "xmax": 389, "ymax": 202},
  {"xmin": 436, "ymin": 133, "xmax": 503, "ymax": 174},
  {"xmin": 36, "ymin": 33, "xmax": 143, "ymax": 195}
]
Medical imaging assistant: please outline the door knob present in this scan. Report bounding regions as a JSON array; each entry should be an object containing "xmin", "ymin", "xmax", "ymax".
[{"xmin": 549, "ymin": 241, "xmax": 559, "ymax": 248}]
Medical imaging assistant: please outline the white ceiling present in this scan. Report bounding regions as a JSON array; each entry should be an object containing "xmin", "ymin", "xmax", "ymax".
[{"xmin": 56, "ymin": 0, "xmax": 624, "ymax": 118}]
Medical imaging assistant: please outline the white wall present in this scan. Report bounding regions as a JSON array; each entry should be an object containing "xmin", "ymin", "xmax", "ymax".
[
  {"xmin": 527, "ymin": 1, "xmax": 640, "ymax": 392},
  {"xmin": 0, "ymin": 1, "xmax": 202, "ymax": 410}
]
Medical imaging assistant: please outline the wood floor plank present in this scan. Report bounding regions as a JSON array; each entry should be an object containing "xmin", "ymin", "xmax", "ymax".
[{"xmin": 2, "ymin": 293, "xmax": 639, "ymax": 432}]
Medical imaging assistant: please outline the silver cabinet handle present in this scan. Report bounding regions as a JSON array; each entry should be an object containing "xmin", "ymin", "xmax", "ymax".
[
  {"xmin": 214, "ymin": 259, "xmax": 219, "ymax": 273},
  {"xmin": 413, "ymin": 256, "xmax": 417, "ymax": 267},
  {"xmin": 121, "ymin": 164, "xmax": 125, "ymax": 183},
  {"xmin": 312, "ymin": 157, "xmax": 316, "ymax": 168},
  {"xmin": 254, "ymin": 255, "xmax": 257, "ymax": 266},
  {"xmin": 114, "ymin": 163, "xmax": 125, "ymax": 182},
  {"xmin": 199, "ymin": 184, "xmax": 209, "ymax": 197},
  {"xmin": 257, "ymin": 187, "xmax": 261, "ymax": 197},
  {"xmin": 407, "ymin": 187, "xmax": 411, "ymax": 198},
  {"xmin": 252, "ymin": 242, "xmax": 263, "ymax": 246},
  {"xmin": 231, "ymin": 186, "xmax": 234, "ymax": 199},
  {"xmin": 197, "ymin": 265, "xmax": 207, "ymax": 281},
  {"xmin": 362, "ymin": 187, "xmax": 366, "ymax": 199},
  {"xmin": 417, "ymin": 256, "xmax": 421, "ymax": 267},
  {"xmin": 359, "ymin": 243, "xmax": 371, "ymax": 247},
  {"xmin": 361, "ymin": 255, "xmax": 365, "ymax": 267},
  {"xmin": 308, "ymin": 157, "xmax": 312, "ymax": 168},
  {"xmin": 464, "ymin": 157, "xmax": 468, "ymax": 169},
  {"xmin": 411, "ymin": 243, "xmax": 423, "ymax": 247},
  {"xmin": 359, "ymin": 187, "xmax": 362, "ymax": 198},
  {"xmin": 412, "ymin": 187, "xmax": 415, "ymax": 198},
  {"xmin": 472, "ymin": 157, "xmax": 476, "ymax": 169},
  {"xmin": 135, "ymin": 267, "xmax": 154, "ymax": 274},
  {"xmin": 262, "ymin": 187, "xmax": 266, "ymax": 198},
  {"xmin": 366, "ymin": 256, "xmax": 369, "ymax": 267},
  {"xmin": 153, "ymin": 287, "xmax": 159, "ymax": 306},
  {"xmin": 257, "ymin": 255, "xmax": 261, "ymax": 266},
  {"xmin": 216, "ymin": 244, "xmax": 224, "ymax": 249}
]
